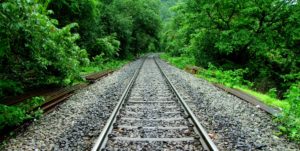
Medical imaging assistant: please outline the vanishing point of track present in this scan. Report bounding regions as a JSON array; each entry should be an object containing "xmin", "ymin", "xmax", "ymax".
[{"xmin": 92, "ymin": 56, "xmax": 218, "ymax": 151}]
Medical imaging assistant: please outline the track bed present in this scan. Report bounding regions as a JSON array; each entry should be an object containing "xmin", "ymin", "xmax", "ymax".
[{"xmin": 93, "ymin": 57, "xmax": 217, "ymax": 151}]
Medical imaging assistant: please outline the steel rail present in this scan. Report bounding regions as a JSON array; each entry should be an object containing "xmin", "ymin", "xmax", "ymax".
[
  {"xmin": 154, "ymin": 57, "xmax": 219, "ymax": 151},
  {"xmin": 91, "ymin": 58, "xmax": 145, "ymax": 151}
]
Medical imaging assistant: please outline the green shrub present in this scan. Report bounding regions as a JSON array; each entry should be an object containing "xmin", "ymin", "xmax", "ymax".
[
  {"xmin": 80, "ymin": 58, "xmax": 130, "ymax": 76},
  {"xmin": 0, "ymin": 80, "xmax": 23, "ymax": 98},
  {"xmin": 16, "ymin": 97, "xmax": 45, "ymax": 112},
  {"xmin": 267, "ymin": 88, "xmax": 278, "ymax": 99},
  {"xmin": 198, "ymin": 63, "xmax": 253, "ymax": 88},
  {"xmin": 0, "ymin": 97, "xmax": 45, "ymax": 131},
  {"xmin": 47, "ymin": 0, "xmax": 102, "ymax": 57},
  {"xmin": 190, "ymin": 31, "xmax": 218, "ymax": 68},
  {"xmin": 278, "ymin": 82, "xmax": 300, "ymax": 140},
  {"xmin": 94, "ymin": 35, "xmax": 120, "ymax": 59},
  {"xmin": 0, "ymin": 105, "xmax": 27, "ymax": 130},
  {"xmin": 160, "ymin": 53, "xmax": 195, "ymax": 69},
  {"xmin": 160, "ymin": 53, "xmax": 252, "ymax": 88}
]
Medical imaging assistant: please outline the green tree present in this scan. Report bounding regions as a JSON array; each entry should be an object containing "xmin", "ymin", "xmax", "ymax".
[
  {"xmin": 163, "ymin": 0, "xmax": 300, "ymax": 94},
  {"xmin": 47, "ymin": 0, "xmax": 162, "ymax": 58},
  {"xmin": 101, "ymin": 0, "xmax": 162, "ymax": 57},
  {"xmin": 0, "ymin": 0, "xmax": 88, "ymax": 99},
  {"xmin": 47, "ymin": 0, "xmax": 106, "ymax": 58}
]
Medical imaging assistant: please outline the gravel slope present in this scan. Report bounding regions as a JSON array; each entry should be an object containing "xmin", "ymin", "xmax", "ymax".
[
  {"xmin": 157, "ymin": 59, "xmax": 300, "ymax": 151},
  {"xmin": 2, "ymin": 59, "xmax": 143, "ymax": 151}
]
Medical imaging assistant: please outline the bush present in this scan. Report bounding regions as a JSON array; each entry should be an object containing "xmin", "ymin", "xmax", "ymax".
[
  {"xmin": 94, "ymin": 34, "xmax": 120, "ymax": 59},
  {"xmin": 190, "ymin": 31, "xmax": 218, "ymax": 68},
  {"xmin": 47, "ymin": 0, "xmax": 102, "ymax": 56},
  {"xmin": 199, "ymin": 63, "xmax": 253, "ymax": 88},
  {"xmin": 0, "ymin": 80, "xmax": 23, "ymax": 98},
  {"xmin": 0, "ymin": 97, "xmax": 45, "ymax": 131},
  {"xmin": 0, "ymin": 105, "xmax": 27, "ymax": 131},
  {"xmin": 278, "ymin": 82, "xmax": 300, "ymax": 140},
  {"xmin": 160, "ymin": 53, "xmax": 195, "ymax": 69}
]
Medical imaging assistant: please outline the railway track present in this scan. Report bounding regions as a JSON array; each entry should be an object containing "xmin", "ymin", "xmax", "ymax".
[{"xmin": 92, "ymin": 56, "xmax": 218, "ymax": 151}]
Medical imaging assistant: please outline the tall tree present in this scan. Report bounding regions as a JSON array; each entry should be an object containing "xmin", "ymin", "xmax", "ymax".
[{"xmin": 162, "ymin": 0, "xmax": 300, "ymax": 94}]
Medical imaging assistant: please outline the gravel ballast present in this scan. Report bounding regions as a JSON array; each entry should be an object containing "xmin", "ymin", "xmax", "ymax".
[
  {"xmin": 3, "ymin": 56, "xmax": 300, "ymax": 151},
  {"xmin": 104, "ymin": 58, "xmax": 203, "ymax": 150},
  {"xmin": 2, "ymin": 59, "xmax": 143, "ymax": 151},
  {"xmin": 157, "ymin": 58, "xmax": 299, "ymax": 150}
]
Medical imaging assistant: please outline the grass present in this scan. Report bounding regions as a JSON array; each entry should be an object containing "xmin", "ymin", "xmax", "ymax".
[
  {"xmin": 235, "ymin": 87, "xmax": 290, "ymax": 111},
  {"xmin": 160, "ymin": 52, "xmax": 288, "ymax": 111},
  {"xmin": 80, "ymin": 59, "xmax": 129, "ymax": 76},
  {"xmin": 160, "ymin": 53, "xmax": 196, "ymax": 69}
]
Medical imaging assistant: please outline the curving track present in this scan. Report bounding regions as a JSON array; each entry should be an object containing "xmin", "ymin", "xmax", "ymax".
[{"xmin": 92, "ymin": 56, "xmax": 218, "ymax": 151}]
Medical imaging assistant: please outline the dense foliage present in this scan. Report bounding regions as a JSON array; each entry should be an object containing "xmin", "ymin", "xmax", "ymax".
[
  {"xmin": 0, "ymin": 0, "xmax": 162, "ymax": 99},
  {"xmin": 0, "ymin": 0, "xmax": 161, "ymax": 132},
  {"xmin": 162, "ymin": 0, "xmax": 300, "ymax": 95},
  {"xmin": 48, "ymin": 0, "xmax": 162, "ymax": 58},
  {"xmin": 160, "ymin": 0, "xmax": 182, "ymax": 21},
  {"xmin": 101, "ymin": 0, "xmax": 162, "ymax": 57},
  {"xmin": 0, "ymin": 0, "xmax": 88, "ymax": 99},
  {"xmin": 278, "ymin": 81, "xmax": 300, "ymax": 140},
  {"xmin": 0, "ymin": 97, "xmax": 44, "ymax": 130},
  {"xmin": 161, "ymin": 0, "xmax": 300, "ymax": 141},
  {"xmin": 48, "ymin": 0, "xmax": 108, "ymax": 58}
]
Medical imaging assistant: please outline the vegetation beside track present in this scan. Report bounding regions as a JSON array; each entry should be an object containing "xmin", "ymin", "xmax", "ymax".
[
  {"xmin": 0, "ymin": 97, "xmax": 44, "ymax": 132},
  {"xmin": 160, "ymin": 0, "xmax": 300, "ymax": 142},
  {"xmin": 0, "ymin": 0, "xmax": 161, "ymax": 100},
  {"xmin": 0, "ymin": 59, "xmax": 128, "ymax": 135},
  {"xmin": 160, "ymin": 53, "xmax": 288, "ymax": 110},
  {"xmin": 160, "ymin": 53, "xmax": 300, "ymax": 141},
  {"xmin": 80, "ymin": 59, "xmax": 130, "ymax": 76},
  {"xmin": 0, "ymin": 0, "xmax": 160, "ymax": 134}
]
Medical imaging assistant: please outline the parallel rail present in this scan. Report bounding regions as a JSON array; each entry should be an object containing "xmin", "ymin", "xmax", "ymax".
[
  {"xmin": 92, "ymin": 58, "xmax": 145, "ymax": 151},
  {"xmin": 154, "ymin": 57, "xmax": 219, "ymax": 151},
  {"xmin": 92, "ymin": 57, "xmax": 218, "ymax": 151}
]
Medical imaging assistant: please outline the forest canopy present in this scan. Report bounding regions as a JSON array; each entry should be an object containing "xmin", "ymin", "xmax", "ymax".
[
  {"xmin": 0, "ymin": 0, "xmax": 162, "ymax": 99},
  {"xmin": 161, "ymin": 0, "xmax": 300, "ymax": 140}
]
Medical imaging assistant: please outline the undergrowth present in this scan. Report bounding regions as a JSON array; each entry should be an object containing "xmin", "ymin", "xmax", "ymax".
[
  {"xmin": 0, "ymin": 97, "xmax": 45, "ymax": 132},
  {"xmin": 80, "ymin": 59, "xmax": 129, "ymax": 76}
]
